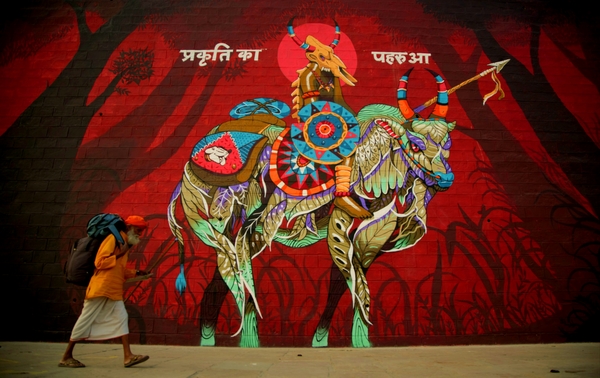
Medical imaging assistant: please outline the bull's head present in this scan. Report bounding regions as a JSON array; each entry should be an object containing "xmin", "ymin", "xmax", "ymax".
[
  {"xmin": 396, "ymin": 68, "xmax": 455, "ymax": 191},
  {"xmin": 287, "ymin": 18, "xmax": 357, "ymax": 87}
]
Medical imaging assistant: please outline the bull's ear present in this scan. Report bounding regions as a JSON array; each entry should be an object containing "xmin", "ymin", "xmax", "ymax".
[{"xmin": 307, "ymin": 53, "xmax": 317, "ymax": 62}]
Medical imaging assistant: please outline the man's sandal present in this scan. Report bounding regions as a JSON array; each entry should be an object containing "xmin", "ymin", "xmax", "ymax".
[
  {"xmin": 58, "ymin": 358, "xmax": 85, "ymax": 368},
  {"xmin": 124, "ymin": 354, "xmax": 149, "ymax": 368}
]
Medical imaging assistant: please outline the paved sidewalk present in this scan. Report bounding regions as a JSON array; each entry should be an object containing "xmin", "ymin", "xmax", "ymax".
[{"xmin": 0, "ymin": 341, "xmax": 598, "ymax": 377}]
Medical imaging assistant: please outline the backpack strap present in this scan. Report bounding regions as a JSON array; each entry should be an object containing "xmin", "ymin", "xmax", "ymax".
[{"xmin": 109, "ymin": 223, "xmax": 125, "ymax": 245}]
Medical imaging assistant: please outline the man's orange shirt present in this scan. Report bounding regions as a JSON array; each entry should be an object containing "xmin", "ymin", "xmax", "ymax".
[{"xmin": 85, "ymin": 231, "xmax": 136, "ymax": 301}]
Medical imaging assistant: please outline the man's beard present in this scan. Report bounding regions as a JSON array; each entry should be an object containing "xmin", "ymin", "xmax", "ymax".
[{"xmin": 127, "ymin": 229, "xmax": 141, "ymax": 245}]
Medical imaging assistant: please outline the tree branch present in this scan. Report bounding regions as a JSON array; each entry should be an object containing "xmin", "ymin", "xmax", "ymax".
[
  {"xmin": 545, "ymin": 29, "xmax": 600, "ymax": 92},
  {"xmin": 65, "ymin": 0, "xmax": 91, "ymax": 41},
  {"xmin": 529, "ymin": 23, "xmax": 541, "ymax": 76},
  {"xmin": 88, "ymin": 74, "xmax": 123, "ymax": 111}
]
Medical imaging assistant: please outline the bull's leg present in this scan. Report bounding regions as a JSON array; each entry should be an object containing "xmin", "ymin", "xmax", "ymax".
[
  {"xmin": 240, "ymin": 297, "xmax": 259, "ymax": 347},
  {"xmin": 350, "ymin": 256, "xmax": 372, "ymax": 348},
  {"xmin": 327, "ymin": 208, "xmax": 372, "ymax": 347},
  {"xmin": 349, "ymin": 200, "xmax": 400, "ymax": 348},
  {"xmin": 180, "ymin": 166, "xmax": 260, "ymax": 345},
  {"xmin": 199, "ymin": 266, "xmax": 229, "ymax": 346},
  {"xmin": 352, "ymin": 307, "xmax": 371, "ymax": 348},
  {"xmin": 189, "ymin": 227, "xmax": 251, "ymax": 344},
  {"xmin": 312, "ymin": 263, "xmax": 347, "ymax": 347}
]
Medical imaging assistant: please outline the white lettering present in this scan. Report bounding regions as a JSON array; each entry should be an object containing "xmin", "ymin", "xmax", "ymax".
[{"xmin": 372, "ymin": 51, "xmax": 431, "ymax": 65}]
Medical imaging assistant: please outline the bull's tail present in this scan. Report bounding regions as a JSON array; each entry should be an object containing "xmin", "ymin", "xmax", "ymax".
[{"xmin": 168, "ymin": 181, "xmax": 187, "ymax": 294}]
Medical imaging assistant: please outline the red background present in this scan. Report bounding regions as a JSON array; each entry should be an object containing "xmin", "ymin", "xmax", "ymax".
[{"xmin": 0, "ymin": 0, "xmax": 598, "ymax": 346}]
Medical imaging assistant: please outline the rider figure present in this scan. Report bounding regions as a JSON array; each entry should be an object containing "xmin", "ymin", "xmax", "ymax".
[{"xmin": 287, "ymin": 19, "xmax": 371, "ymax": 219}]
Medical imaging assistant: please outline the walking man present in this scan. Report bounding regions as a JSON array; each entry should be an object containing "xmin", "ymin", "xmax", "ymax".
[{"xmin": 59, "ymin": 215, "xmax": 152, "ymax": 368}]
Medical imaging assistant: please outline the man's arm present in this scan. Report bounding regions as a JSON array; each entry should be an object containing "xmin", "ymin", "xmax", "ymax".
[{"xmin": 94, "ymin": 234, "xmax": 121, "ymax": 270}]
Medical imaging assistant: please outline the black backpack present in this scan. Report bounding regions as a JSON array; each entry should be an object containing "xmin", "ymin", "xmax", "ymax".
[{"xmin": 64, "ymin": 213, "xmax": 126, "ymax": 286}]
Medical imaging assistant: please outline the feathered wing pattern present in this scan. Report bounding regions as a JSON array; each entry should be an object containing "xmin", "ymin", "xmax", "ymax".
[
  {"xmin": 241, "ymin": 204, "xmax": 268, "ymax": 259},
  {"xmin": 261, "ymin": 214, "xmax": 328, "ymax": 248},
  {"xmin": 354, "ymin": 126, "xmax": 393, "ymax": 195},
  {"xmin": 274, "ymin": 227, "xmax": 327, "ymax": 247},
  {"xmin": 181, "ymin": 169, "xmax": 219, "ymax": 249},
  {"xmin": 233, "ymin": 234, "xmax": 262, "ymax": 321},
  {"xmin": 286, "ymin": 214, "xmax": 308, "ymax": 241},
  {"xmin": 179, "ymin": 173, "xmax": 223, "ymax": 295},
  {"xmin": 215, "ymin": 231, "xmax": 249, "ymax": 337},
  {"xmin": 352, "ymin": 254, "xmax": 371, "ymax": 325},
  {"xmin": 353, "ymin": 107, "xmax": 406, "ymax": 199},
  {"xmin": 209, "ymin": 187, "xmax": 235, "ymax": 233},
  {"xmin": 245, "ymin": 179, "xmax": 263, "ymax": 216},
  {"xmin": 285, "ymin": 191, "xmax": 333, "ymax": 220},
  {"xmin": 260, "ymin": 190, "xmax": 287, "ymax": 247},
  {"xmin": 184, "ymin": 162, "xmax": 212, "ymax": 215},
  {"xmin": 385, "ymin": 179, "xmax": 428, "ymax": 252},
  {"xmin": 392, "ymin": 149, "xmax": 411, "ymax": 205},
  {"xmin": 353, "ymin": 199, "xmax": 398, "ymax": 268}
]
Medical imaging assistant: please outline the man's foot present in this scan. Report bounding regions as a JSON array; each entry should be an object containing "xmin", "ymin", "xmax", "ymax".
[
  {"xmin": 124, "ymin": 354, "xmax": 149, "ymax": 368},
  {"xmin": 58, "ymin": 358, "xmax": 85, "ymax": 368},
  {"xmin": 334, "ymin": 197, "xmax": 372, "ymax": 219}
]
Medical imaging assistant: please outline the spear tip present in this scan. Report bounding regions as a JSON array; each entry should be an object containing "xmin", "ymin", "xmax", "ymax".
[{"xmin": 488, "ymin": 59, "xmax": 510, "ymax": 73}]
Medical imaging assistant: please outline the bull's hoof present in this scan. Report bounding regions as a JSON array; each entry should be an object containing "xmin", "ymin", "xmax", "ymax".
[
  {"xmin": 200, "ymin": 324, "xmax": 216, "ymax": 346},
  {"xmin": 312, "ymin": 327, "xmax": 329, "ymax": 348}
]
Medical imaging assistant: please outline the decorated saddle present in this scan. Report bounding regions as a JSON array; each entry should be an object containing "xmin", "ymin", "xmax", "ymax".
[
  {"xmin": 190, "ymin": 99, "xmax": 360, "ymax": 196},
  {"xmin": 189, "ymin": 98, "xmax": 290, "ymax": 187},
  {"xmin": 189, "ymin": 131, "xmax": 268, "ymax": 187}
]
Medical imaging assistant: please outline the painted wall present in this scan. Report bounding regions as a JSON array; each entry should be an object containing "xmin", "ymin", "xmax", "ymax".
[{"xmin": 0, "ymin": 0, "xmax": 598, "ymax": 347}]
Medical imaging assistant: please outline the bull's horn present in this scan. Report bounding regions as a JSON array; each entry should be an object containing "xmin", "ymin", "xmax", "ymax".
[
  {"xmin": 426, "ymin": 69, "xmax": 448, "ymax": 119},
  {"xmin": 330, "ymin": 20, "xmax": 340, "ymax": 50},
  {"xmin": 397, "ymin": 68, "xmax": 416, "ymax": 120},
  {"xmin": 287, "ymin": 17, "xmax": 316, "ymax": 52}
]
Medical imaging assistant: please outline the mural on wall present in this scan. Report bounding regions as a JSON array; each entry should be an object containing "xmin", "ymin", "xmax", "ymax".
[
  {"xmin": 167, "ymin": 19, "xmax": 514, "ymax": 347},
  {"xmin": 0, "ymin": 0, "xmax": 598, "ymax": 346}
]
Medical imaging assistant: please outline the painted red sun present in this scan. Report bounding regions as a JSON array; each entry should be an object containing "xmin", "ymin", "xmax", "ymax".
[{"xmin": 277, "ymin": 23, "xmax": 357, "ymax": 85}]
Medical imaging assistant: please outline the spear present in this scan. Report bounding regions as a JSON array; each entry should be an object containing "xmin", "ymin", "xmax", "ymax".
[{"xmin": 414, "ymin": 58, "xmax": 510, "ymax": 113}]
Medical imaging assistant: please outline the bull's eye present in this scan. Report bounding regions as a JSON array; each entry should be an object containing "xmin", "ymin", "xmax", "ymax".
[
  {"xmin": 320, "ymin": 54, "xmax": 325, "ymax": 61},
  {"xmin": 410, "ymin": 142, "xmax": 420, "ymax": 153}
]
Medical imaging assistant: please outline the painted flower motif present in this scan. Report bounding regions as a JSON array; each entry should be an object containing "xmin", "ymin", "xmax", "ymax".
[{"xmin": 315, "ymin": 120, "xmax": 335, "ymax": 139}]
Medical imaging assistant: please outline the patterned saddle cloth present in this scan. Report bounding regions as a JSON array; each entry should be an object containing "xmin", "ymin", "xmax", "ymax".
[
  {"xmin": 269, "ymin": 127, "xmax": 337, "ymax": 197},
  {"xmin": 189, "ymin": 131, "xmax": 268, "ymax": 187},
  {"xmin": 188, "ymin": 98, "xmax": 289, "ymax": 187},
  {"xmin": 188, "ymin": 100, "xmax": 360, "ymax": 196}
]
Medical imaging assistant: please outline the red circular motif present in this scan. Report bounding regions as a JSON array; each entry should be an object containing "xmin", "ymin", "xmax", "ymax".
[{"xmin": 315, "ymin": 121, "xmax": 335, "ymax": 138}]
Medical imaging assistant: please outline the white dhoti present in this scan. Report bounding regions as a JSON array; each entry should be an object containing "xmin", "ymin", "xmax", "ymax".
[{"xmin": 70, "ymin": 297, "xmax": 129, "ymax": 341}]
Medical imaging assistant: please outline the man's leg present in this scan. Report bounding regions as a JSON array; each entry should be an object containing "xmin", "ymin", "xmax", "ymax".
[
  {"xmin": 122, "ymin": 334, "xmax": 133, "ymax": 360},
  {"xmin": 60, "ymin": 340, "xmax": 77, "ymax": 361},
  {"xmin": 59, "ymin": 299, "xmax": 99, "ymax": 368},
  {"xmin": 58, "ymin": 340, "xmax": 85, "ymax": 367},
  {"xmin": 122, "ymin": 334, "xmax": 149, "ymax": 367}
]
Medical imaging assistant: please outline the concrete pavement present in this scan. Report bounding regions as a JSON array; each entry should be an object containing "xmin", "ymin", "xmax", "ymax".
[{"xmin": 0, "ymin": 341, "xmax": 598, "ymax": 377}]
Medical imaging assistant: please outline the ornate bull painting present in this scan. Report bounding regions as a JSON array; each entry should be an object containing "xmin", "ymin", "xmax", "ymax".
[
  {"xmin": 1, "ymin": 0, "xmax": 598, "ymax": 347},
  {"xmin": 168, "ymin": 19, "xmax": 526, "ymax": 347}
]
